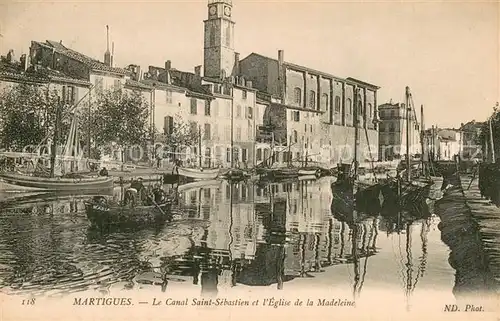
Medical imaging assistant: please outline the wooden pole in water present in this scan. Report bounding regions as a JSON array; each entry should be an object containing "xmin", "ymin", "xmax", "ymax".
[
  {"xmin": 405, "ymin": 86, "xmax": 411, "ymax": 182},
  {"xmin": 198, "ymin": 124, "xmax": 202, "ymax": 168},
  {"xmin": 420, "ymin": 105, "xmax": 426, "ymax": 177},
  {"xmin": 353, "ymin": 86, "xmax": 359, "ymax": 181},
  {"xmin": 50, "ymin": 98, "xmax": 62, "ymax": 178}
]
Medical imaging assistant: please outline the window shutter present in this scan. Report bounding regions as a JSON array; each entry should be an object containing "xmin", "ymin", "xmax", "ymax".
[
  {"xmin": 169, "ymin": 116, "xmax": 174, "ymax": 134},
  {"xmin": 62, "ymin": 86, "xmax": 66, "ymax": 103},
  {"xmin": 73, "ymin": 86, "xmax": 78, "ymax": 105}
]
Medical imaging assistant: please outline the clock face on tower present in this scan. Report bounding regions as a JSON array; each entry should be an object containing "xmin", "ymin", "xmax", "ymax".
[
  {"xmin": 209, "ymin": 6, "xmax": 217, "ymax": 16},
  {"xmin": 224, "ymin": 6, "xmax": 231, "ymax": 17}
]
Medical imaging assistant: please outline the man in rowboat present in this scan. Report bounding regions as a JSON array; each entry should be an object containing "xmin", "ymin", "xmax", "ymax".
[{"xmin": 124, "ymin": 178, "xmax": 147, "ymax": 206}]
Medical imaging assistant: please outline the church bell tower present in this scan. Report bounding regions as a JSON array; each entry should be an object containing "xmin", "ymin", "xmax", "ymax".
[{"xmin": 203, "ymin": 0, "xmax": 235, "ymax": 79}]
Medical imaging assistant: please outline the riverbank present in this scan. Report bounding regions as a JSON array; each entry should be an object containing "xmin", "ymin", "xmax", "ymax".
[
  {"xmin": 434, "ymin": 172, "xmax": 499, "ymax": 299},
  {"xmin": 460, "ymin": 174, "xmax": 500, "ymax": 287}
]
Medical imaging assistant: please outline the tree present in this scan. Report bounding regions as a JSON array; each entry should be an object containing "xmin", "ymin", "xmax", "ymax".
[
  {"xmin": 77, "ymin": 88, "xmax": 150, "ymax": 162},
  {"xmin": 0, "ymin": 83, "xmax": 70, "ymax": 151},
  {"xmin": 477, "ymin": 103, "xmax": 500, "ymax": 161},
  {"xmin": 160, "ymin": 114, "xmax": 200, "ymax": 160}
]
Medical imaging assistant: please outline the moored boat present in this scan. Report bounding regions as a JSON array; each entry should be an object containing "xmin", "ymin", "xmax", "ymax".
[
  {"xmin": 298, "ymin": 168, "xmax": 321, "ymax": 177},
  {"xmin": 268, "ymin": 167, "xmax": 299, "ymax": 180},
  {"xmin": 84, "ymin": 196, "xmax": 173, "ymax": 229},
  {"xmin": 220, "ymin": 168, "xmax": 250, "ymax": 181},
  {"xmin": 0, "ymin": 172, "xmax": 114, "ymax": 191},
  {"xmin": 176, "ymin": 167, "xmax": 220, "ymax": 180},
  {"xmin": 177, "ymin": 179, "xmax": 221, "ymax": 193}
]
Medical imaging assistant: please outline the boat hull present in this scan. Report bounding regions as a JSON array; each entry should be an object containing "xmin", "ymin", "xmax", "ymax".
[
  {"xmin": 298, "ymin": 169, "xmax": 320, "ymax": 177},
  {"xmin": 85, "ymin": 199, "xmax": 172, "ymax": 229},
  {"xmin": 0, "ymin": 173, "xmax": 115, "ymax": 191},
  {"xmin": 177, "ymin": 168, "xmax": 220, "ymax": 180}
]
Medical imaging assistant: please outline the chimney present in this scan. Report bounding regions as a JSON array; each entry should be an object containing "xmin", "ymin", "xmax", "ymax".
[
  {"xmin": 165, "ymin": 60, "xmax": 171, "ymax": 71},
  {"xmin": 247, "ymin": 80, "xmax": 252, "ymax": 88},
  {"xmin": 111, "ymin": 42, "xmax": 114, "ymax": 67},
  {"xmin": 278, "ymin": 50, "xmax": 284, "ymax": 65},
  {"xmin": 277, "ymin": 49, "xmax": 284, "ymax": 99},
  {"xmin": 194, "ymin": 65, "xmax": 201, "ymax": 77},
  {"xmin": 20, "ymin": 54, "xmax": 29, "ymax": 71},
  {"xmin": 234, "ymin": 52, "xmax": 240, "ymax": 75},
  {"xmin": 104, "ymin": 25, "xmax": 111, "ymax": 67},
  {"xmin": 135, "ymin": 65, "xmax": 141, "ymax": 81}
]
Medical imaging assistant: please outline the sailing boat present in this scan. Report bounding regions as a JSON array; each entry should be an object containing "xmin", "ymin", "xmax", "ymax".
[
  {"xmin": 176, "ymin": 124, "xmax": 221, "ymax": 180},
  {"xmin": 0, "ymin": 89, "xmax": 114, "ymax": 192},
  {"xmin": 379, "ymin": 87, "xmax": 439, "ymax": 215},
  {"xmin": 331, "ymin": 85, "xmax": 385, "ymax": 216}
]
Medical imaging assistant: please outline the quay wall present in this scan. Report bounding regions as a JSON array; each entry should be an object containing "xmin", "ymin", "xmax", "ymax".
[{"xmin": 434, "ymin": 172, "xmax": 498, "ymax": 298}]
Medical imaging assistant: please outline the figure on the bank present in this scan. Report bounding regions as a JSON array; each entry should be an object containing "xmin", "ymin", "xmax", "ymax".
[{"xmin": 99, "ymin": 167, "xmax": 109, "ymax": 177}]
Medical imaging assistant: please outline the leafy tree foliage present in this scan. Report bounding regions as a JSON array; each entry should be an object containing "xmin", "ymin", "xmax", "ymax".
[
  {"xmin": 0, "ymin": 83, "xmax": 71, "ymax": 151},
  {"xmin": 77, "ymin": 88, "xmax": 150, "ymax": 158},
  {"xmin": 160, "ymin": 114, "xmax": 200, "ymax": 158},
  {"xmin": 477, "ymin": 105, "xmax": 499, "ymax": 159}
]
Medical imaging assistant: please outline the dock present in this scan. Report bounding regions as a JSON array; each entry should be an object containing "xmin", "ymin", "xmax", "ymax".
[
  {"xmin": 460, "ymin": 174, "xmax": 500, "ymax": 287},
  {"xmin": 434, "ymin": 171, "xmax": 500, "ymax": 297}
]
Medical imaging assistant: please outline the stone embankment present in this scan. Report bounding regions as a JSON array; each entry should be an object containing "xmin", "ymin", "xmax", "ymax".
[{"xmin": 434, "ymin": 172, "xmax": 499, "ymax": 298}]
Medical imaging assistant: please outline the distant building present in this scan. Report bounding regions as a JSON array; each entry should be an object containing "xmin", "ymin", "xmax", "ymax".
[
  {"xmin": 378, "ymin": 102, "xmax": 420, "ymax": 160},
  {"xmin": 0, "ymin": 50, "xmax": 92, "ymax": 150},
  {"xmin": 141, "ymin": 60, "xmax": 258, "ymax": 168},
  {"xmin": 459, "ymin": 120, "xmax": 483, "ymax": 160},
  {"xmin": 436, "ymin": 129, "xmax": 460, "ymax": 161},
  {"xmin": 239, "ymin": 51, "xmax": 380, "ymax": 167},
  {"xmin": 29, "ymin": 40, "xmax": 152, "ymax": 106}
]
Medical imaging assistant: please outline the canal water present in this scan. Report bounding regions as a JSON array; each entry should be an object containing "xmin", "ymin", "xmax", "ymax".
[{"xmin": 0, "ymin": 177, "xmax": 457, "ymax": 311}]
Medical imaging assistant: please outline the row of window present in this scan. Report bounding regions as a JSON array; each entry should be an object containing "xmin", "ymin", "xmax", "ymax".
[
  {"xmin": 163, "ymin": 116, "xmax": 256, "ymax": 141},
  {"xmin": 189, "ymin": 98, "xmax": 255, "ymax": 119},
  {"xmin": 255, "ymin": 148, "xmax": 307, "ymax": 165},
  {"xmin": 94, "ymin": 76, "xmax": 121, "ymax": 95},
  {"xmin": 61, "ymin": 85, "xmax": 77, "ymax": 105},
  {"xmin": 379, "ymin": 123, "xmax": 397, "ymax": 132},
  {"xmin": 379, "ymin": 109, "xmax": 401, "ymax": 119}
]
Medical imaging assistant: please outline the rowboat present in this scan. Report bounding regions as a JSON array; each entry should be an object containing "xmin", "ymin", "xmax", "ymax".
[
  {"xmin": 176, "ymin": 167, "xmax": 220, "ymax": 180},
  {"xmin": 0, "ymin": 190, "xmax": 113, "ymax": 210},
  {"xmin": 0, "ymin": 172, "xmax": 114, "ymax": 191},
  {"xmin": 177, "ymin": 180, "xmax": 221, "ymax": 193},
  {"xmin": 298, "ymin": 168, "xmax": 321, "ymax": 177},
  {"xmin": 266, "ymin": 168, "xmax": 299, "ymax": 180},
  {"xmin": 84, "ymin": 196, "xmax": 173, "ymax": 229},
  {"xmin": 220, "ymin": 168, "xmax": 250, "ymax": 181}
]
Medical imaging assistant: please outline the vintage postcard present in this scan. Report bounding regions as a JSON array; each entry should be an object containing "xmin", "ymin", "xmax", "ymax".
[{"xmin": 0, "ymin": 0, "xmax": 498, "ymax": 320}]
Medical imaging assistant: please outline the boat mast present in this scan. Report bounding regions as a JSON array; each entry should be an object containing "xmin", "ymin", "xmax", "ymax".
[
  {"xmin": 230, "ymin": 86, "xmax": 234, "ymax": 168},
  {"xmin": 420, "ymin": 105, "xmax": 426, "ymax": 177},
  {"xmin": 353, "ymin": 86, "xmax": 359, "ymax": 180},
  {"xmin": 405, "ymin": 86, "xmax": 411, "ymax": 182},
  {"xmin": 489, "ymin": 104, "xmax": 496, "ymax": 163},
  {"xmin": 50, "ymin": 98, "xmax": 62, "ymax": 178},
  {"xmin": 198, "ymin": 124, "xmax": 202, "ymax": 168}
]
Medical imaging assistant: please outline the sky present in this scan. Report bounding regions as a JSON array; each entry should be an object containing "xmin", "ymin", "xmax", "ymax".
[{"xmin": 0, "ymin": 0, "xmax": 498, "ymax": 128}]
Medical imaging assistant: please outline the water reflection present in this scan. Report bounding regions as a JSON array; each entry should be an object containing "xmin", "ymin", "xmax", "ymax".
[{"xmin": 0, "ymin": 177, "xmax": 454, "ymax": 309}]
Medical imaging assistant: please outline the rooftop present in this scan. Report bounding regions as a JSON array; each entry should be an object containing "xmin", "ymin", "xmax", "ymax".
[
  {"xmin": 0, "ymin": 60, "xmax": 91, "ymax": 86},
  {"xmin": 242, "ymin": 52, "xmax": 379, "ymax": 89},
  {"xmin": 33, "ymin": 40, "xmax": 131, "ymax": 76}
]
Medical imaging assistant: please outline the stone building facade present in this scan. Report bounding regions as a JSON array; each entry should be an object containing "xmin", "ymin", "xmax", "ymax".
[
  {"xmin": 378, "ymin": 102, "xmax": 420, "ymax": 160},
  {"xmin": 239, "ymin": 51, "xmax": 379, "ymax": 166}
]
